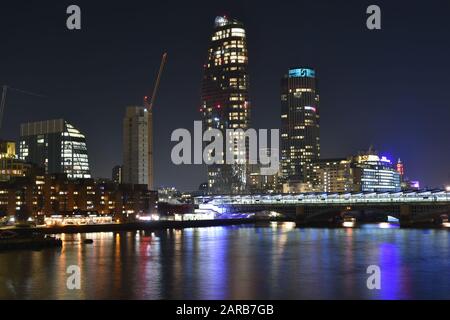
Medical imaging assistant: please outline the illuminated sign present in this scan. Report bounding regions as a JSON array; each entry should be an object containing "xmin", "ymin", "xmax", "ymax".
[
  {"xmin": 289, "ymin": 68, "xmax": 315, "ymax": 78},
  {"xmin": 380, "ymin": 156, "xmax": 391, "ymax": 163},
  {"xmin": 215, "ymin": 16, "xmax": 228, "ymax": 27}
]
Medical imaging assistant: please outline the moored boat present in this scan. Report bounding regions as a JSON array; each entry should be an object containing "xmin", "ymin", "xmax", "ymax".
[{"xmin": 0, "ymin": 230, "xmax": 62, "ymax": 251}]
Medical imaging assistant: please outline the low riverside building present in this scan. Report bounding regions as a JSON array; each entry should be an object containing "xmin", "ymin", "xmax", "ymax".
[
  {"xmin": 284, "ymin": 150, "xmax": 401, "ymax": 193},
  {"xmin": 0, "ymin": 171, "xmax": 157, "ymax": 222}
]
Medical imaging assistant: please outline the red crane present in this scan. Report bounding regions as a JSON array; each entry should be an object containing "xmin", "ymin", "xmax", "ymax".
[{"xmin": 144, "ymin": 52, "xmax": 167, "ymax": 111}]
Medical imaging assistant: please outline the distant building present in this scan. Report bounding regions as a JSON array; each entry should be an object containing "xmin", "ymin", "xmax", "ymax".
[
  {"xmin": 156, "ymin": 187, "xmax": 193, "ymax": 216},
  {"xmin": 280, "ymin": 67, "xmax": 320, "ymax": 188},
  {"xmin": 198, "ymin": 182, "xmax": 208, "ymax": 193},
  {"xmin": 395, "ymin": 158, "xmax": 420, "ymax": 191},
  {"xmin": 112, "ymin": 165, "xmax": 122, "ymax": 184},
  {"xmin": 309, "ymin": 158, "xmax": 353, "ymax": 193},
  {"xmin": 0, "ymin": 140, "xmax": 30, "ymax": 181},
  {"xmin": 19, "ymin": 119, "xmax": 91, "ymax": 179},
  {"xmin": 352, "ymin": 152, "xmax": 401, "ymax": 192},
  {"xmin": 200, "ymin": 16, "xmax": 250, "ymax": 195},
  {"xmin": 404, "ymin": 180, "xmax": 420, "ymax": 191},
  {"xmin": 248, "ymin": 148, "xmax": 280, "ymax": 193},
  {"xmin": 122, "ymin": 106, "xmax": 153, "ymax": 189},
  {"xmin": 286, "ymin": 150, "xmax": 401, "ymax": 193},
  {"xmin": 396, "ymin": 158, "xmax": 404, "ymax": 177},
  {"xmin": 157, "ymin": 187, "xmax": 181, "ymax": 203},
  {"xmin": 0, "ymin": 172, "xmax": 157, "ymax": 219}
]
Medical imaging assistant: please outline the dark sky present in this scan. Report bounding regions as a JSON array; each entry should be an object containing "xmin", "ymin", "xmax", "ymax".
[{"xmin": 1, "ymin": 0, "xmax": 450, "ymax": 191}]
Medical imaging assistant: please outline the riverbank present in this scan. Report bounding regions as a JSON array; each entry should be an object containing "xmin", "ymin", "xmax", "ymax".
[
  {"xmin": 3, "ymin": 217, "xmax": 446, "ymax": 236},
  {"xmin": 5, "ymin": 218, "xmax": 262, "ymax": 235}
]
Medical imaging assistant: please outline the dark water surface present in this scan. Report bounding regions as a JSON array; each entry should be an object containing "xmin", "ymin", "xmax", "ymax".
[{"xmin": 0, "ymin": 222, "xmax": 449, "ymax": 299}]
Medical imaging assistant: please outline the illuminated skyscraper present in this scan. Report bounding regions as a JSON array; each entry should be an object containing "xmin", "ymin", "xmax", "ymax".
[
  {"xmin": 19, "ymin": 119, "xmax": 91, "ymax": 179},
  {"xmin": 280, "ymin": 67, "xmax": 320, "ymax": 187},
  {"xmin": 200, "ymin": 16, "xmax": 250, "ymax": 194},
  {"xmin": 122, "ymin": 106, "xmax": 153, "ymax": 188}
]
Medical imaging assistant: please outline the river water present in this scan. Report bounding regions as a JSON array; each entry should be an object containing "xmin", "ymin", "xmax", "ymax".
[{"xmin": 0, "ymin": 222, "xmax": 449, "ymax": 299}]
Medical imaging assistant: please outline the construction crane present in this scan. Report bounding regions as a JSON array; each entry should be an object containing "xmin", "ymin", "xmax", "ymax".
[
  {"xmin": 0, "ymin": 85, "xmax": 45, "ymax": 133},
  {"xmin": 143, "ymin": 52, "xmax": 167, "ymax": 111},
  {"xmin": 142, "ymin": 52, "xmax": 167, "ymax": 191}
]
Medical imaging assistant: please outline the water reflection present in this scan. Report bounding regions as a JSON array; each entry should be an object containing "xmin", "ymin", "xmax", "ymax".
[{"xmin": 0, "ymin": 223, "xmax": 449, "ymax": 299}]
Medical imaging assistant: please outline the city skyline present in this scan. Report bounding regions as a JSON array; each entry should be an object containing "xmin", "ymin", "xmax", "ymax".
[
  {"xmin": 1, "ymin": 1, "xmax": 450, "ymax": 191},
  {"xmin": 1, "ymin": 1, "xmax": 450, "ymax": 304}
]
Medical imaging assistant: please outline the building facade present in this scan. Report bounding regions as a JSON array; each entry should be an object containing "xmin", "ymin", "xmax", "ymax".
[
  {"xmin": 280, "ymin": 67, "xmax": 320, "ymax": 187},
  {"xmin": 200, "ymin": 16, "xmax": 250, "ymax": 195},
  {"xmin": 0, "ymin": 172, "xmax": 157, "ymax": 219},
  {"xmin": 309, "ymin": 158, "xmax": 353, "ymax": 193},
  {"xmin": 19, "ymin": 119, "xmax": 91, "ymax": 179},
  {"xmin": 122, "ymin": 106, "xmax": 153, "ymax": 189},
  {"xmin": 352, "ymin": 153, "xmax": 401, "ymax": 192},
  {"xmin": 0, "ymin": 140, "xmax": 30, "ymax": 182},
  {"xmin": 285, "ymin": 151, "xmax": 401, "ymax": 193},
  {"xmin": 248, "ymin": 148, "xmax": 280, "ymax": 193}
]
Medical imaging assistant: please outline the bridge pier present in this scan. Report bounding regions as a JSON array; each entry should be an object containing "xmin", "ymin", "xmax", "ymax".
[
  {"xmin": 399, "ymin": 204, "xmax": 412, "ymax": 227},
  {"xmin": 296, "ymin": 206, "xmax": 306, "ymax": 223}
]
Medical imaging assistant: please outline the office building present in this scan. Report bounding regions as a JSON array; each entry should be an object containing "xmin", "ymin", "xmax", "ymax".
[
  {"xmin": 19, "ymin": 119, "xmax": 91, "ymax": 179},
  {"xmin": 200, "ymin": 15, "xmax": 250, "ymax": 194},
  {"xmin": 285, "ymin": 150, "xmax": 401, "ymax": 193},
  {"xmin": 280, "ymin": 67, "xmax": 320, "ymax": 188},
  {"xmin": 352, "ymin": 151, "xmax": 401, "ymax": 192},
  {"xmin": 308, "ymin": 158, "xmax": 353, "ymax": 193}
]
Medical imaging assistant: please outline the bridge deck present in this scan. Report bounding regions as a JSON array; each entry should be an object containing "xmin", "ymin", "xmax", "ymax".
[{"xmin": 195, "ymin": 190, "xmax": 450, "ymax": 206}]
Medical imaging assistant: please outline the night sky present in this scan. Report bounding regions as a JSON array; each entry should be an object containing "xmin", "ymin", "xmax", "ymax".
[{"xmin": 1, "ymin": 0, "xmax": 449, "ymax": 191}]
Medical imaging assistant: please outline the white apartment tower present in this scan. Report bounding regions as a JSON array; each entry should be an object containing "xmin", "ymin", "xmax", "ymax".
[{"xmin": 122, "ymin": 106, "xmax": 153, "ymax": 189}]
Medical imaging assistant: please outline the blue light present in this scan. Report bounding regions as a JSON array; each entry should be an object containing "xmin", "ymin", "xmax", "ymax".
[{"xmin": 289, "ymin": 68, "xmax": 315, "ymax": 78}]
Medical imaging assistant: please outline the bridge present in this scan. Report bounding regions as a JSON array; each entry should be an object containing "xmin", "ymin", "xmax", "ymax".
[{"xmin": 194, "ymin": 190, "xmax": 450, "ymax": 227}]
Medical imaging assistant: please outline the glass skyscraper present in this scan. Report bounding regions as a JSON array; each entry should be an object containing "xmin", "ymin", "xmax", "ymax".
[
  {"xmin": 19, "ymin": 119, "xmax": 91, "ymax": 179},
  {"xmin": 280, "ymin": 67, "xmax": 320, "ymax": 187},
  {"xmin": 200, "ymin": 16, "xmax": 250, "ymax": 194}
]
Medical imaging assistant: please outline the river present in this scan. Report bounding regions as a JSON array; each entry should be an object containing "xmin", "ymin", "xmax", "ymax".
[{"xmin": 0, "ymin": 222, "xmax": 449, "ymax": 299}]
